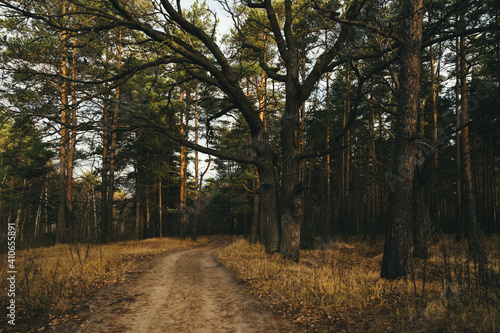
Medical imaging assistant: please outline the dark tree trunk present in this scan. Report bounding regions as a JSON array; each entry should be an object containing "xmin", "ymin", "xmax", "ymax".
[
  {"xmin": 257, "ymin": 160, "xmax": 280, "ymax": 253},
  {"xmin": 57, "ymin": 4, "xmax": 69, "ymax": 244},
  {"xmin": 369, "ymin": 93, "xmax": 376, "ymax": 245},
  {"xmin": 342, "ymin": 63, "xmax": 351, "ymax": 241},
  {"xmin": 413, "ymin": 89, "xmax": 430, "ymax": 259},
  {"xmin": 455, "ymin": 36, "xmax": 463, "ymax": 241},
  {"xmin": 101, "ymin": 94, "xmax": 110, "ymax": 243},
  {"xmin": 279, "ymin": 76, "xmax": 302, "ymax": 261},
  {"xmin": 135, "ymin": 155, "xmax": 142, "ymax": 240},
  {"xmin": 66, "ymin": 37, "xmax": 77, "ymax": 242},
  {"xmin": 381, "ymin": 0, "xmax": 423, "ymax": 280},
  {"xmin": 430, "ymin": 39, "xmax": 440, "ymax": 230},
  {"xmin": 250, "ymin": 175, "xmax": 260, "ymax": 244},
  {"xmin": 459, "ymin": 19, "xmax": 489, "ymax": 286},
  {"xmin": 179, "ymin": 90, "xmax": 189, "ymax": 240},
  {"xmin": 326, "ymin": 70, "xmax": 332, "ymax": 237},
  {"xmin": 105, "ymin": 39, "xmax": 121, "ymax": 242}
]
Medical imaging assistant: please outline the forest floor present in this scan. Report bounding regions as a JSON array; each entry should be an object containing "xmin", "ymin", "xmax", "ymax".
[
  {"xmin": 3, "ymin": 235, "xmax": 498, "ymax": 332},
  {"xmin": 216, "ymin": 236, "xmax": 500, "ymax": 332},
  {"xmin": 45, "ymin": 236, "xmax": 299, "ymax": 333}
]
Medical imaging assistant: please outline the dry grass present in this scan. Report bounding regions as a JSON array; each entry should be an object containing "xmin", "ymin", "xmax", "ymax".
[
  {"xmin": 0, "ymin": 237, "xmax": 208, "ymax": 331},
  {"xmin": 215, "ymin": 236, "xmax": 499, "ymax": 332}
]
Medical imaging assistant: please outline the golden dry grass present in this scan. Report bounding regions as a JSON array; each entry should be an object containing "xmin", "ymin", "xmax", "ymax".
[
  {"xmin": 0, "ymin": 237, "xmax": 208, "ymax": 330},
  {"xmin": 215, "ymin": 236, "xmax": 499, "ymax": 332}
]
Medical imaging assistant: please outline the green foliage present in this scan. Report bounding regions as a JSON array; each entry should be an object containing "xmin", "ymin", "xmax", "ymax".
[
  {"xmin": 0, "ymin": 118, "xmax": 53, "ymax": 206},
  {"xmin": 0, "ymin": 118, "xmax": 53, "ymax": 179}
]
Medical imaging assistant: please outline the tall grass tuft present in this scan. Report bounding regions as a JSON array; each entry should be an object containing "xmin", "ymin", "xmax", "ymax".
[
  {"xmin": 215, "ymin": 236, "xmax": 499, "ymax": 332},
  {"xmin": 0, "ymin": 237, "xmax": 207, "ymax": 331}
]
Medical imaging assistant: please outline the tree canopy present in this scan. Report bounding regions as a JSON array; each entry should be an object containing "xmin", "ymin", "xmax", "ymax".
[{"xmin": 0, "ymin": 0, "xmax": 499, "ymax": 281}]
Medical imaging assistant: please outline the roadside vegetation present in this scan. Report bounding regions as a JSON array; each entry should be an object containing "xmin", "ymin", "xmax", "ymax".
[
  {"xmin": 0, "ymin": 237, "xmax": 207, "ymax": 331},
  {"xmin": 216, "ymin": 237, "xmax": 499, "ymax": 332}
]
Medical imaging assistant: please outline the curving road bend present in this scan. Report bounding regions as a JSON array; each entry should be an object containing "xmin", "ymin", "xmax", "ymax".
[{"xmin": 70, "ymin": 238, "xmax": 299, "ymax": 333}]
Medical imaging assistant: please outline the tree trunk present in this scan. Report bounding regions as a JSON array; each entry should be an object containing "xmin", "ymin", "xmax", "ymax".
[
  {"xmin": 497, "ymin": 9, "xmax": 500, "ymax": 78},
  {"xmin": 192, "ymin": 82, "xmax": 199, "ymax": 241},
  {"xmin": 57, "ymin": 5, "xmax": 69, "ymax": 244},
  {"xmin": 105, "ymin": 97, "xmax": 117, "ymax": 242},
  {"xmin": 413, "ymin": 86, "xmax": 429, "ymax": 259},
  {"xmin": 488, "ymin": 146, "xmax": 497, "ymax": 233},
  {"xmin": 106, "ymin": 31, "xmax": 122, "ymax": 242},
  {"xmin": 179, "ymin": 90, "xmax": 188, "ymax": 239},
  {"xmin": 250, "ymin": 175, "xmax": 260, "ymax": 244},
  {"xmin": 155, "ymin": 134, "xmax": 163, "ymax": 238},
  {"xmin": 145, "ymin": 184, "xmax": 150, "ymax": 238},
  {"xmin": 326, "ymin": 70, "xmax": 332, "ymax": 236},
  {"xmin": 369, "ymin": 91, "xmax": 376, "ymax": 245},
  {"xmin": 135, "ymin": 156, "xmax": 141, "ymax": 240},
  {"xmin": 430, "ymin": 39, "xmax": 440, "ymax": 228},
  {"xmin": 250, "ymin": 71, "xmax": 279, "ymax": 253},
  {"xmin": 252, "ymin": 58, "xmax": 268, "ymax": 246},
  {"xmin": 279, "ymin": 77, "xmax": 302, "ymax": 261},
  {"xmin": 101, "ymin": 93, "xmax": 110, "ymax": 243},
  {"xmin": 66, "ymin": 35, "xmax": 77, "ymax": 242},
  {"xmin": 258, "ymin": 159, "xmax": 280, "ymax": 253},
  {"xmin": 455, "ymin": 36, "xmax": 463, "ymax": 241},
  {"xmin": 381, "ymin": 0, "xmax": 423, "ymax": 280},
  {"xmin": 459, "ymin": 19, "xmax": 489, "ymax": 286},
  {"xmin": 342, "ymin": 63, "xmax": 351, "ymax": 240}
]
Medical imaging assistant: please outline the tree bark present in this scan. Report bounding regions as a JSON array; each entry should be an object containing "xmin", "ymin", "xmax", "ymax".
[
  {"xmin": 145, "ymin": 183, "xmax": 150, "ymax": 237},
  {"xmin": 66, "ymin": 34, "xmax": 78, "ymax": 242},
  {"xmin": 369, "ymin": 90, "xmax": 376, "ymax": 245},
  {"xmin": 135, "ymin": 155, "xmax": 141, "ymax": 240},
  {"xmin": 57, "ymin": 3, "xmax": 69, "ymax": 244},
  {"xmin": 326, "ymin": 69, "xmax": 332, "ymax": 236},
  {"xmin": 250, "ymin": 175, "xmax": 260, "ymax": 244},
  {"xmin": 258, "ymin": 159, "xmax": 280, "ymax": 253},
  {"xmin": 381, "ymin": 0, "xmax": 424, "ymax": 280},
  {"xmin": 413, "ymin": 84, "xmax": 429, "ymax": 259},
  {"xmin": 343, "ymin": 63, "xmax": 351, "ymax": 240},
  {"xmin": 430, "ymin": 39, "xmax": 440, "ymax": 227},
  {"xmin": 101, "ymin": 93, "xmax": 110, "ymax": 243},
  {"xmin": 179, "ymin": 90, "xmax": 188, "ymax": 239},
  {"xmin": 106, "ymin": 30, "xmax": 122, "ymax": 242},
  {"xmin": 157, "ymin": 135, "xmax": 163, "ymax": 238},
  {"xmin": 192, "ymin": 82, "xmax": 199, "ymax": 241},
  {"xmin": 279, "ymin": 76, "xmax": 302, "ymax": 261},
  {"xmin": 455, "ymin": 36, "xmax": 463, "ymax": 241},
  {"xmin": 459, "ymin": 17, "xmax": 489, "ymax": 286}
]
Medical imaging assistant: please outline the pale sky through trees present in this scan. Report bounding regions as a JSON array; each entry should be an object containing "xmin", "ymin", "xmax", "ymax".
[
  {"xmin": 75, "ymin": 0, "xmax": 232, "ymax": 184},
  {"xmin": 174, "ymin": 0, "xmax": 237, "ymax": 181}
]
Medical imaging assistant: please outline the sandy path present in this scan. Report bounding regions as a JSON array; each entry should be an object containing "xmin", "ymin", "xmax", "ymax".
[{"xmin": 69, "ymin": 238, "xmax": 298, "ymax": 333}]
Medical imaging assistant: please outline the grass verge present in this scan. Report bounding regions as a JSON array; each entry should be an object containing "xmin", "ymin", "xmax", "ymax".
[
  {"xmin": 215, "ymin": 237, "xmax": 499, "ymax": 332},
  {"xmin": 0, "ymin": 237, "xmax": 208, "ymax": 332}
]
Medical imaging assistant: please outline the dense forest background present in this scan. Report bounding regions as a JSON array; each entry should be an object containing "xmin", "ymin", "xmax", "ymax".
[{"xmin": 0, "ymin": 0, "xmax": 499, "ymax": 280}]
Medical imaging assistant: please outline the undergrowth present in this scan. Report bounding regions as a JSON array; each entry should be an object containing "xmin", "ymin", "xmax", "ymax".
[
  {"xmin": 215, "ymin": 236, "xmax": 499, "ymax": 332},
  {"xmin": 0, "ymin": 237, "xmax": 207, "ymax": 332}
]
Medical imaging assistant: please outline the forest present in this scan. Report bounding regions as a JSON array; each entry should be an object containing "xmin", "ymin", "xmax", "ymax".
[{"xmin": 0, "ymin": 0, "xmax": 499, "ymax": 330}]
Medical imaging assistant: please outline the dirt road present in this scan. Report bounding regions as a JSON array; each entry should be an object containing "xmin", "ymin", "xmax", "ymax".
[{"xmin": 65, "ymin": 238, "xmax": 298, "ymax": 332}]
